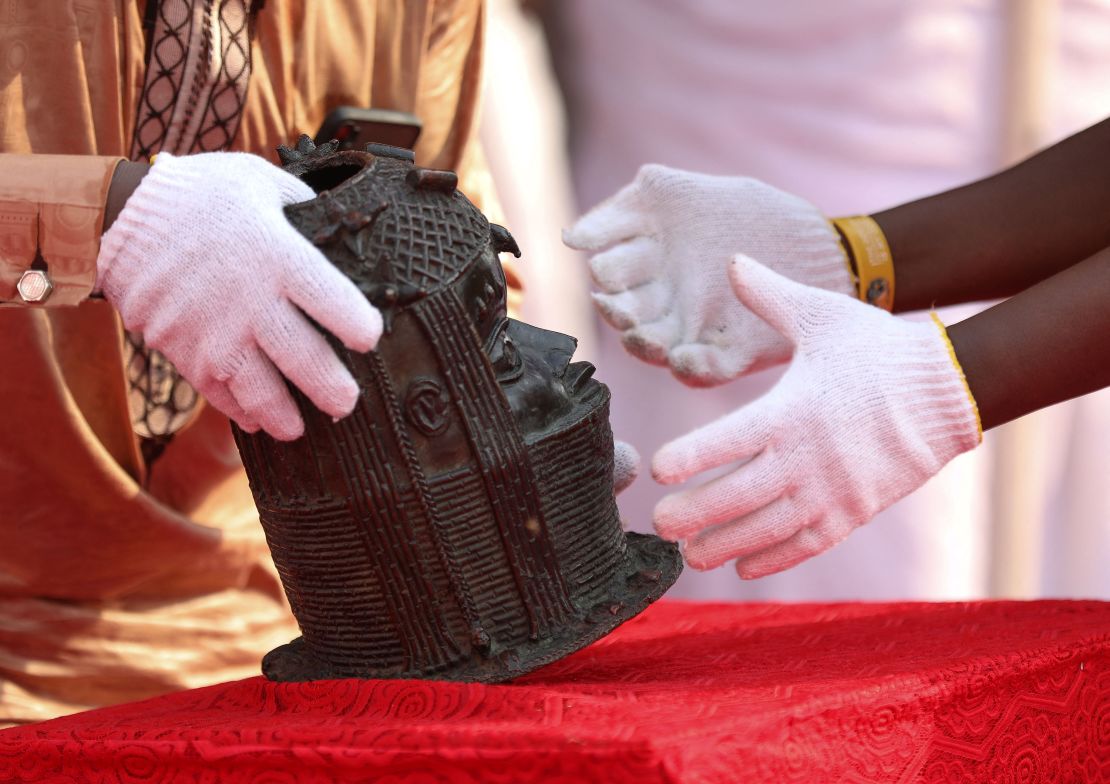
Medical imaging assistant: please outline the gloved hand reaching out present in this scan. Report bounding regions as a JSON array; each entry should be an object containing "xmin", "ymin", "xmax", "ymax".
[
  {"xmin": 564, "ymin": 165, "xmax": 855, "ymax": 386},
  {"xmin": 96, "ymin": 152, "xmax": 383, "ymax": 441},
  {"xmin": 652, "ymin": 255, "xmax": 981, "ymax": 578}
]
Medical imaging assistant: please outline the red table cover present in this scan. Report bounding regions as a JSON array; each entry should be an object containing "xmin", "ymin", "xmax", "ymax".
[{"xmin": 2, "ymin": 600, "xmax": 1108, "ymax": 783}]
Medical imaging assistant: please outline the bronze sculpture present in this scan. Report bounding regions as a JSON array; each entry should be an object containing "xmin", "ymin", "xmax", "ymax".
[{"xmin": 231, "ymin": 137, "xmax": 681, "ymax": 683}]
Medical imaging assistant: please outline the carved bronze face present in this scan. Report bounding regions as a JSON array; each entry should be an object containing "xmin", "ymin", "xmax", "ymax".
[
  {"xmin": 455, "ymin": 240, "xmax": 605, "ymax": 439},
  {"xmin": 231, "ymin": 138, "xmax": 680, "ymax": 683}
]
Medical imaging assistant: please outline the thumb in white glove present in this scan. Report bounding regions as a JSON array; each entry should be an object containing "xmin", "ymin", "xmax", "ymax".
[
  {"xmin": 651, "ymin": 255, "xmax": 981, "ymax": 578},
  {"xmin": 564, "ymin": 165, "xmax": 854, "ymax": 386},
  {"xmin": 97, "ymin": 152, "xmax": 382, "ymax": 441}
]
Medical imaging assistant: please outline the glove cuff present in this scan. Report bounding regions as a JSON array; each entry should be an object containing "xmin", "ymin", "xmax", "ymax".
[
  {"xmin": 96, "ymin": 152, "xmax": 193, "ymax": 300},
  {"xmin": 895, "ymin": 315, "xmax": 983, "ymax": 467},
  {"xmin": 928, "ymin": 312, "xmax": 983, "ymax": 441}
]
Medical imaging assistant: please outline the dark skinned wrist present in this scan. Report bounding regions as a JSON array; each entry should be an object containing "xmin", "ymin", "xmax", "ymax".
[
  {"xmin": 873, "ymin": 116, "xmax": 1110, "ymax": 313},
  {"xmin": 946, "ymin": 246, "xmax": 1110, "ymax": 432}
]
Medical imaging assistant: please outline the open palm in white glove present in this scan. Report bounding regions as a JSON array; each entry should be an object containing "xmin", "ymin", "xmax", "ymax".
[
  {"xmin": 564, "ymin": 165, "xmax": 854, "ymax": 386},
  {"xmin": 652, "ymin": 255, "xmax": 981, "ymax": 578},
  {"xmin": 97, "ymin": 152, "xmax": 382, "ymax": 441}
]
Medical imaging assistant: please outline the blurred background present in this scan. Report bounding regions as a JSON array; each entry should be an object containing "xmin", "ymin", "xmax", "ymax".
[{"xmin": 482, "ymin": 0, "xmax": 1110, "ymax": 601}]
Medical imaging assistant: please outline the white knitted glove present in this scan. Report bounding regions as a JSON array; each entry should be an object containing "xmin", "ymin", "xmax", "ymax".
[
  {"xmin": 564, "ymin": 165, "xmax": 854, "ymax": 386},
  {"xmin": 652, "ymin": 255, "xmax": 981, "ymax": 578},
  {"xmin": 613, "ymin": 439, "xmax": 640, "ymax": 494},
  {"xmin": 97, "ymin": 152, "xmax": 382, "ymax": 441}
]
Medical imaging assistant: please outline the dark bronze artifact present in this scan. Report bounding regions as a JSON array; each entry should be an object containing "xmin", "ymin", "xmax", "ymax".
[{"xmin": 231, "ymin": 137, "xmax": 681, "ymax": 683}]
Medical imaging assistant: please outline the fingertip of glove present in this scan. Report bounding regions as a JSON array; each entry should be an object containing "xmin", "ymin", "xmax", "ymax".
[
  {"xmin": 728, "ymin": 253, "xmax": 759, "ymax": 291},
  {"xmin": 563, "ymin": 213, "xmax": 622, "ymax": 251},
  {"xmin": 318, "ymin": 375, "xmax": 361, "ymax": 420},
  {"xmin": 730, "ymin": 252, "xmax": 810, "ymax": 305},
  {"xmin": 339, "ymin": 303, "xmax": 384, "ymax": 354},
  {"xmin": 562, "ymin": 224, "xmax": 596, "ymax": 251},
  {"xmin": 668, "ymin": 345, "xmax": 733, "ymax": 389},
  {"xmin": 591, "ymin": 292, "xmax": 636, "ymax": 331},
  {"xmin": 236, "ymin": 419, "xmax": 261, "ymax": 434},
  {"xmin": 651, "ymin": 494, "xmax": 686, "ymax": 540},
  {"xmin": 268, "ymin": 416, "xmax": 306, "ymax": 442},
  {"xmin": 735, "ymin": 561, "xmax": 764, "ymax": 580},
  {"xmin": 651, "ymin": 446, "xmax": 690, "ymax": 486},
  {"xmin": 735, "ymin": 552, "xmax": 787, "ymax": 581},
  {"xmin": 360, "ymin": 306, "xmax": 385, "ymax": 350},
  {"xmin": 621, "ymin": 329, "xmax": 670, "ymax": 366},
  {"xmin": 614, "ymin": 439, "xmax": 641, "ymax": 465},
  {"xmin": 682, "ymin": 546, "xmax": 719, "ymax": 572},
  {"xmin": 612, "ymin": 440, "xmax": 641, "ymax": 494}
]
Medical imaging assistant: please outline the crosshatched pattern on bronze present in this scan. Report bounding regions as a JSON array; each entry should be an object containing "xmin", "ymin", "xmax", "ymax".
[{"xmin": 232, "ymin": 137, "xmax": 681, "ymax": 683}]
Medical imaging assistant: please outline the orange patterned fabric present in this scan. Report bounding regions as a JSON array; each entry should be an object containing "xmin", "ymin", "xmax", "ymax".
[
  {"xmin": 0, "ymin": 0, "xmax": 498, "ymax": 728},
  {"xmin": 1, "ymin": 600, "xmax": 1108, "ymax": 782}
]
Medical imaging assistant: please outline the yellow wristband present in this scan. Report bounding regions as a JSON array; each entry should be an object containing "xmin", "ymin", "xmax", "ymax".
[{"xmin": 830, "ymin": 215, "xmax": 895, "ymax": 312}]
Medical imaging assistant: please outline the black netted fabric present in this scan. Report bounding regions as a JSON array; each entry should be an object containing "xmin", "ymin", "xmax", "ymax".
[
  {"xmin": 132, "ymin": 0, "xmax": 202, "ymax": 161},
  {"xmin": 125, "ymin": 0, "xmax": 258, "ymax": 469},
  {"xmin": 132, "ymin": 0, "xmax": 256, "ymax": 159},
  {"xmin": 194, "ymin": 0, "xmax": 255, "ymax": 153}
]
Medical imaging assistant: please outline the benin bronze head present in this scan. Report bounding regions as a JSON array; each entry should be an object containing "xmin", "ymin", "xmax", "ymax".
[{"xmin": 231, "ymin": 137, "xmax": 681, "ymax": 682}]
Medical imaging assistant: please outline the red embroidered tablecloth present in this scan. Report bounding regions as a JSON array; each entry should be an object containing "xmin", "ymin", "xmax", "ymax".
[{"xmin": 2, "ymin": 600, "xmax": 1108, "ymax": 783}]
